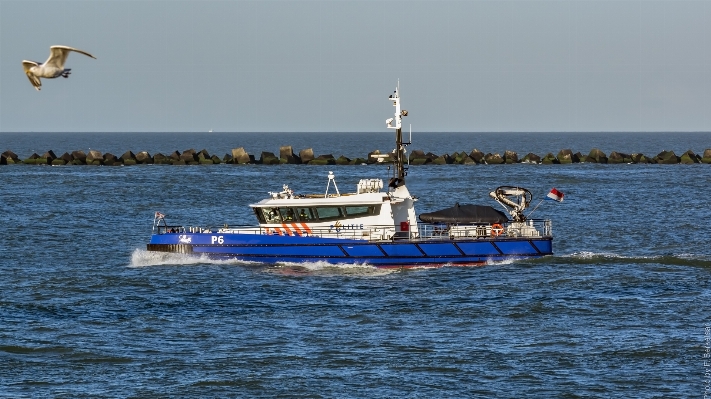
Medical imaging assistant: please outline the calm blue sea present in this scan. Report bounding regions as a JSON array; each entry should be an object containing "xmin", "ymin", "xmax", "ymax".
[{"xmin": 1, "ymin": 132, "xmax": 710, "ymax": 397}]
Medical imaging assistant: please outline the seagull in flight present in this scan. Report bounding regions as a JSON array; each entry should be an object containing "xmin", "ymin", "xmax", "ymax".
[{"xmin": 22, "ymin": 45, "xmax": 96, "ymax": 91}]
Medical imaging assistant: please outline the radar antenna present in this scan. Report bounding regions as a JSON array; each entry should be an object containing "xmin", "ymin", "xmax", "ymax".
[{"xmin": 385, "ymin": 81, "xmax": 409, "ymax": 187}]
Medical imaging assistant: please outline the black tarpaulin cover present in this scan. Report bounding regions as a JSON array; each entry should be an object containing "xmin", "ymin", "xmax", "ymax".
[{"xmin": 419, "ymin": 203, "xmax": 509, "ymax": 224}]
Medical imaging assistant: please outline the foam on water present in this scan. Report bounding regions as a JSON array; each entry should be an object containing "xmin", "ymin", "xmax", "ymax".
[
  {"xmin": 485, "ymin": 257, "xmax": 527, "ymax": 266},
  {"xmin": 267, "ymin": 260, "xmax": 398, "ymax": 277},
  {"xmin": 560, "ymin": 251, "xmax": 711, "ymax": 267},
  {"xmin": 129, "ymin": 249, "xmax": 399, "ymax": 275},
  {"xmin": 130, "ymin": 249, "xmax": 547, "ymax": 273},
  {"xmin": 129, "ymin": 249, "xmax": 260, "ymax": 267}
]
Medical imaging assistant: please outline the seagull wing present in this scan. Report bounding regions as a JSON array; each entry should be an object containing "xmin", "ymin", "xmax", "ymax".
[
  {"xmin": 22, "ymin": 60, "xmax": 38, "ymax": 73},
  {"xmin": 22, "ymin": 60, "xmax": 42, "ymax": 90},
  {"xmin": 45, "ymin": 45, "xmax": 96, "ymax": 68}
]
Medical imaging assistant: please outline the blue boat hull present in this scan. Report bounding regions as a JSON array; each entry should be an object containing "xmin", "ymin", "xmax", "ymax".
[{"xmin": 147, "ymin": 232, "xmax": 552, "ymax": 268}]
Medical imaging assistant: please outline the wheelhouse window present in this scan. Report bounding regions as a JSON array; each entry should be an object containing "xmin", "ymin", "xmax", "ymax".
[
  {"xmin": 314, "ymin": 206, "xmax": 344, "ymax": 221},
  {"xmin": 279, "ymin": 207, "xmax": 296, "ymax": 222},
  {"xmin": 345, "ymin": 205, "xmax": 379, "ymax": 217},
  {"xmin": 254, "ymin": 208, "xmax": 265, "ymax": 223},
  {"xmin": 258, "ymin": 205, "xmax": 378, "ymax": 223},
  {"xmin": 295, "ymin": 207, "xmax": 315, "ymax": 221},
  {"xmin": 261, "ymin": 207, "xmax": 282, "ymax": 223}
]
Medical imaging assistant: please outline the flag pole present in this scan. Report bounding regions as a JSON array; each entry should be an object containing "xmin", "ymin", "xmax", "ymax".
[{"xmin": 526, "ymin": 199, "xmax": 544, "ymax": 219}]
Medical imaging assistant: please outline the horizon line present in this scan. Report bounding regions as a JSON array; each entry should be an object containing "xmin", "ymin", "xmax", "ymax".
[{"xmin": 2, "ymin": 131, "xmax": 710, "ymax": 134}]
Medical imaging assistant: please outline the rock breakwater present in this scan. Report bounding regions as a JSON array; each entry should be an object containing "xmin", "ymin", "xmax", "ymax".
[{"xmin": 2, "ymin": 147, "xmax": 711, "ymax": 165}]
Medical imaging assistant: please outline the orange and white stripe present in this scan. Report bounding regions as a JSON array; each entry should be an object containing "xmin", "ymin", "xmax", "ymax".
[{"xmin": 265, "ymin": 223, "xmax": 313, "ymax": 236}]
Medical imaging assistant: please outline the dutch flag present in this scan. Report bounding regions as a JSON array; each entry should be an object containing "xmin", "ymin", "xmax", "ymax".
[{"xmin": 546, "ymin": 188, "xmax": 564, "ymax": 202}]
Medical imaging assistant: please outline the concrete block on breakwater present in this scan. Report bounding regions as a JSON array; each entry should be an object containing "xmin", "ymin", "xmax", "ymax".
[
  {"xmin": 521, "ymin": 153, "xmax": 541, "ymax": 164},
  {"xmin": 280, "ymin": 145, "xmax": 301, "ymax": 164},
  {"xmin": 299, "ymin": 148, "xmax": 314, "ymax": 164},
  {"xmin": 1, "ymin": 150, "xmax": 19, "ymax": 164},
  {"xmin": 680, "ymin": 150, "xmax": 701, "ymax": 164},
  {"xmin": 230, "ymin": 147, "xmax": 253, "ymax": 164},
  {"xmin": 702, "ymin": 149, "xmax": 711, "ymax": 164},
  {"xmin": 557, "ymin": 149, "xmax": 577, "ymax": 164},
  {"xmin": 3, "ymin": 147, "xmax": 711, "ymax": 166}
]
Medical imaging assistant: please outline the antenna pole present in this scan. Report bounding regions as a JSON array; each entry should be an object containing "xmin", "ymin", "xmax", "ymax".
[{"xmin": 386, "ymin": 82, "xmax": 408, "ymax": 186}]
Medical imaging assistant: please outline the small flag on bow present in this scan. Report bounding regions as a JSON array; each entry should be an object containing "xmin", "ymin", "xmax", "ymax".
[
  {"xmin": 546, "ymin": 188, "xmax": 564, "ymax": 202},
  {"xmin": 155, "ymin": 212, "xmax": 166, "ymax": 219}
]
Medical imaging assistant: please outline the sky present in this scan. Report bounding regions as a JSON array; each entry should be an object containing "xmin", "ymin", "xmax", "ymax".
[{"xmin": 0, "ymin": 0, "xmax": 709, "ymax": 133}]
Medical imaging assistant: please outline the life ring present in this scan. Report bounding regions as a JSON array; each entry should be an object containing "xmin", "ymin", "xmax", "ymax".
[{"xmin": 491, "ymin": 224, "xmax": 504, "ymax": 237}]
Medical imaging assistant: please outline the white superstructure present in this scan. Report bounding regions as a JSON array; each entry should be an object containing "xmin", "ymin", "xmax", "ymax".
[{"xmin": 217, "ymin": 84, "xmax": 419, "ymax": 240}]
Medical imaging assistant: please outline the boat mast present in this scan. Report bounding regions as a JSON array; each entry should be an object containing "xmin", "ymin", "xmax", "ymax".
[{"xmin": 386, "ymin": 82, "xmax": 408, "ymax": 187}]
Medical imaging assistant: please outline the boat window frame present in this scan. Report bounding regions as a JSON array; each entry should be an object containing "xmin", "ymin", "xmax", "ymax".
[
  {"xmin": 313, "ymin": 206, "xmax": 345, "ymax": 222},
  {"xmin": 256, "ymin": 204, "xmax": 379, "ymax": 223},
  {"xmin": 261, "ymin": 207, "xmax": 282, "ymax": 223},
  {"xmin": 344, "ymin": 205, "xmax": 380, "ymax": 217},
  {"xmin": 279, "ymin": 207, "xmax": 297, "ymax": 222},
  {"xmin": 254, "ymin": 208, "xmax": 266, "ymax": 224},
  {"xmin": 294, "ymin": 207, "xmax": 315, "ymax": 222}
]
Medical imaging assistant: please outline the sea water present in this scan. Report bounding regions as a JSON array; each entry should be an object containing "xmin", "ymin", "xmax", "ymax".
[{"xmin": 1, "ymin": 132, "xmax": 710, "ymax": 397}]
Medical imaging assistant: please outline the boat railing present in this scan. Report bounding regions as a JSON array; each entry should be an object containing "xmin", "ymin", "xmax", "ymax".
[
  {"xmin": 152, "ymin": 215, "xmax": 186, "ymax": 234},
  {"xmin": 212, "ymin": 225, "xmax": 400, "ymax": 240},
  {"xmin": 284, "ymin": 219, "xmax": 551, "ymax": 241},
  {"xmin": 415, "ymin": 219, "xmax": 551, "ymax": 241},
  {"xmin": 154, "ymin": 219, "xmax": 552, "ymax": 241},
  {"xmin": 266, "ymin": 225, "xmax": 399, "ymax": 241},
  {"xmin": 153, "ymin": 225, "xmax": 191, "ymax": 234}
]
